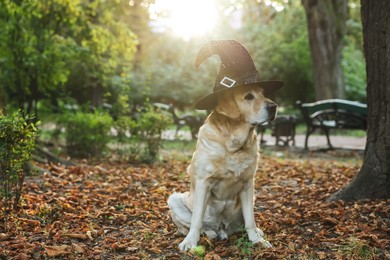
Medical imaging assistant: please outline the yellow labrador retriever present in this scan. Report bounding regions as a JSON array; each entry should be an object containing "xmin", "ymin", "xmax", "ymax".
[
  {"xmin": 168, "ymin": 40, "xmax": 282, "ymax": 251},
  {"xmin": 168, "ymin": 85, "xmax": 277, "ymax": 250}
]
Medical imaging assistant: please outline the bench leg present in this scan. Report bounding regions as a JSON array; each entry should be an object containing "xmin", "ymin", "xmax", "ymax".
[
  {"xmin": 323, "ymin": 128, "xmax": 333, "ymax": 149},
  {"xmin": 292, "ymin": 131, "xmax": 296, "ymax": 146},
  {"xmin": 304, "ymin": 135, "xmax": 309, "ymax": 149},
  {"xmin": 305, "ymin": 127, "xmax": 313, "ymax": 150}
]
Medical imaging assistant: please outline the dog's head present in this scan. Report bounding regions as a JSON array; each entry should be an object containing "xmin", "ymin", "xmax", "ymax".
[{"xmin": 216, "ymin": 85, "xmax": 278, "ymax": 125}]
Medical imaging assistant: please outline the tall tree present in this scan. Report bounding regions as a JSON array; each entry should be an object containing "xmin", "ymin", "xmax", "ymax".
[
  {"xmin": 330, "ymin": 0, "xmax": 390, "ymax": 200},
  {"xmin": 0, "ymin": 0, "xmax": 138, "ymax": 113},
  {"xmin": 76, "ymin": 0, "xmax": 138, "ymax": 108},
  {"xmin": 0, "ymin": 0, "xmax": 79, "ymax": 116},
  {"xmin": 302, "ymin": 0, "xmax": 348, "ymax": 100}
]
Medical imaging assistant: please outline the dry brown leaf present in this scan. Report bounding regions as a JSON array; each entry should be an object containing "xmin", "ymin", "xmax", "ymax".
[
  {"xmin": 13, "ymin": 253, "xmax": 29, "ymax": 260},
  {"xmin": 64, "ymin": 233, "xmax": 88, "ymax": 240},
  {"xmin": 205, "ymin": 251, "xmax": 222, "ymax": 260},
  {"xmin": 72, "ymin": 242, "xmax": 85, "ymax": 253},
  {"xmin": 0, "ymin": 233, "xmax": 10, "ymax": 241},
  {"xmin": 322, "ymin": 217, "xmax": 338, "ymax": 226},
  {"xmin": 45, "ymin": 245, "xmax": 70, "ymax": 257}
]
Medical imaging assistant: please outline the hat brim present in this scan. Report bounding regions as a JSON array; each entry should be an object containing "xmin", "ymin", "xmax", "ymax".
[{"xmin": 194, "ymin": 80, "xmax": 284, "ymax": 110}]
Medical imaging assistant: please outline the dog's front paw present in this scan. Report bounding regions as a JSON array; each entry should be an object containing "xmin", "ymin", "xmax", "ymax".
[
  {"xmin": 247, "ymin": 228, "xmax": 272, "ymax": 248},
  {"xmin": 178, "ymin": 233, "xmax": 200, "ymax": 251}
]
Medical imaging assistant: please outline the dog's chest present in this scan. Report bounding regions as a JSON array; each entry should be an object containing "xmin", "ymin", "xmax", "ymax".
[
  {"xmin": 223, "ymin": 150, "xmax": 257, "ymax": 178},
  {"xmin": 207, "ymin": 150, "xmax": 258, "ymax": 200}
]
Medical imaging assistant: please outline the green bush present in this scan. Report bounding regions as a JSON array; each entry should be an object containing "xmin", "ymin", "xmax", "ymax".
[
  {"xmin": 61, "ymin": 111, "xmax": 113, "ymax": 158},
  {"xmin": 342, "ymin": 44, "xmax": 366, "ymax": 102},
  {"xmin": 138, "ymin": 106, "xmax": 173, "ymax": 161},
  {"xmin": 114, "ymin": 104, "xmax": 173, "ymax": 163},
  {"xmin": 0, "ymin": 110, "xmax": 38, "ymax": 212}
]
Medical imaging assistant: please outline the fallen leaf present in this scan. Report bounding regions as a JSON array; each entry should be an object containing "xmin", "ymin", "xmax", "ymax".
[
  {"xmin": 45, "ymin": 245, "xmax": 70, "ymax": 257},
  {"xmin": 72, "ymin": 243, "xmax": 85, "ymax": 253},
  {"xmin": 0, "ymin": 233, "xmax": 10, "ymax": 241},
  {"xmin": 205, "ymin": 251, "xmax": 222, "ymax": 260},
  {"xmin": 64, "ymin": 233, "xmax": 88, "ymax": 240}
]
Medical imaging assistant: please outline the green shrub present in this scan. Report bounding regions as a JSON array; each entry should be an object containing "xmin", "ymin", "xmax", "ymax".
[
  {"xmin": 61, "ymin": 111, "xmax": 113, "ymax": 158},
  {"xmin": 0, "ymin": 110, "xmax": 38, "ymax": 212},
  {"xmin": 114, "ymin": 104, "xmax": 173, "ymax": 163},
  {"xmin": 138, "ymin": 105, "xmax": 172, "ymax": 161},
  {"xmin": 114, "ymin": 116, "xmax": 138, "ymax": 160}
]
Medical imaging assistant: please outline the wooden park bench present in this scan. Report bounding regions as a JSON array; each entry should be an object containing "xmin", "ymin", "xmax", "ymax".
[{"xmin": 296, "ymin": 99, "xmax": 367, "ymax": 149}]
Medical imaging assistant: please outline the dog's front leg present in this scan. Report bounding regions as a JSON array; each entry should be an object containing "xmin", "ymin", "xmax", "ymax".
[
  {"xmin": 179, "ymin": 179, "xmax": 210, "ymax": 251},
  {"xmin": 239, "ymin": 180, "xmax": 272, "ymax": 248}
]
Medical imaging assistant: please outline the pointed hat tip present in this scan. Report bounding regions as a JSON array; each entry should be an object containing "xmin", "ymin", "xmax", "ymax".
[
  {"xmin": 194, "ymin": 41, "xmax": 216, "ymax": 68},
  {"xmin": 194, "ymin": 40, "xmax": 248, "ymax": 69}
]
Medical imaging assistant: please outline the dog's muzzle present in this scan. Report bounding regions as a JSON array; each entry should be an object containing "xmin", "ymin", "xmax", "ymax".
[{"xmin": 266, "ymin": 102, "xmax": 278, "ymax": 121}]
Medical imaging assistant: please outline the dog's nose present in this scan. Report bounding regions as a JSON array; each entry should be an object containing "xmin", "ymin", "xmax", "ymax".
[
  {"xmin": 266, "ymin": 102, "xmax": 277, "ymax": 121},
  {"xmin": 267, "ymin": 102, "xmax": 277, "ymax": 114}
]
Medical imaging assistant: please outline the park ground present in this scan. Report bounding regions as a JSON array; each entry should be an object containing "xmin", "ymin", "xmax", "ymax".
[{"xmin": 1, "ymin": 134, "xmax": 389, "ymax": 259}]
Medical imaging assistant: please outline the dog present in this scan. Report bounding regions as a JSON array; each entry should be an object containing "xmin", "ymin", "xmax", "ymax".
[{"xmin": 168, "ymin": 84, "xmax": 277, "ymax": 251}]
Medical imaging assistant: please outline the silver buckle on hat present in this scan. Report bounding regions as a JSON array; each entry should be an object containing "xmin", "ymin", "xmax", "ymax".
[{"xmin": 220, "ymin": 77, "xmax": 236, "ymax": 88}]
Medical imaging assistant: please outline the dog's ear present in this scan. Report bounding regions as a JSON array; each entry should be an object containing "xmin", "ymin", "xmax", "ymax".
[{"xmin": 215, "ymin": 91, "xmax": 241, "ymax": 119}]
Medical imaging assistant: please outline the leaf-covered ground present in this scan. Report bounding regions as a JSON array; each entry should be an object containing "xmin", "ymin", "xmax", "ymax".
[{"xmin": 1, "ymin": 156, "xmax": 389, "ymax": 259}]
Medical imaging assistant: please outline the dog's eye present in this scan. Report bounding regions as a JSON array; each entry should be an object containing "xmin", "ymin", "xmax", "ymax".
[{"xmin": 244, "ymin": 93, "xmax": 255, "ymax": 101}]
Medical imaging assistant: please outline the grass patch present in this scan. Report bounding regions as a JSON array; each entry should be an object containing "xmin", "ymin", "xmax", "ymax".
[
  {"xmin": 338, "ymin": 237, "xmax": 377, "ymax": 259},
  {"xmin": 160, "ymin": 139, "xmax": 197, "ymax": 161}
]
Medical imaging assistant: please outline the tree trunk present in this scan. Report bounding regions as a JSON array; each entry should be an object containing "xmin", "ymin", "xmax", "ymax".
[
  {"xmin": 330, "ymin": 0, "xmax": 390, "ymax": 201},
  {"xmin": 92, "ymin": 82, "xmax": 103, "ymax": 108},
  {"xmin": 302, "ymin": 0, "xmax": 347, "ymax": 100},
  {"xmin": 0, "ymin": 88, "xmax": 5, "ymax": 112}
]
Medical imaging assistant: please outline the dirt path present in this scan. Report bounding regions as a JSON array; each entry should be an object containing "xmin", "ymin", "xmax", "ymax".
[
  {"xmin": 262, "ymin": 134, "xmax": 366, "ymax": 150},
  {"xmin": 163, "ymin": 130, "xmax": 366, "ymax": 150}
]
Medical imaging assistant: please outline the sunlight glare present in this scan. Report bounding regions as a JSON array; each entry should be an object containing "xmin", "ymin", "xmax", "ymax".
[
  {"xmin": 150, "ymin": 0, "xmax": 218, "ymax": 40},
  {"xmin": 265, "ymin": 0, "xmax": 285, "ymax": 12}
]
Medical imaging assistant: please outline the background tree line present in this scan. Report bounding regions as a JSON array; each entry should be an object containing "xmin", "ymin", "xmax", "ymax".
[{"xmin": 0, "ymin": 0, "xmax": 366, "ymax": 118}]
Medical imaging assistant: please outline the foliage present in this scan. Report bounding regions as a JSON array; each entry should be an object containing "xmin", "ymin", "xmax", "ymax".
[
  {"xmin": 0, "ymin": 0, "xmax": 138, "ymax": 116},
  {"xmin": 0, "ymin": 0, "xmax": 367, "ymax": 114},
  {"xmin": 240, "ymin": 1, "xmax": 313, "ymax": 105},
  {"xmin": 73, "ymin": 0, "xmax": 138, "ymax": 107},
  {"xmin": 342, "ymin": 10, "xmax": 366, "ymax": 102},
  {"xmin": 60, "ymin": 111, "xmax": 113, "ymax": 158},
  {"xmin": 339, "ymin": 237, "xmax": 377, "ymax": 259},
  {"xmin": 342, "ymin": 44, "xmax": 366, "ymax": 102},
  {"xmin": 0, "ymin": 0, "xmax": 80, "ymax": 115},
  {"xmin": 0, "ymin": 110, "xmax": 38, "ymax": 212},
  {"xmin": 236, "ymin": 229, "xmax": 254, "ymax": 256},
  {"xmin": 240, "ymin": 1, "xmax": 365, "ymax": 104},
  {"xmin": 114, "ymin": 104, "xmax": 173, "ymax": 163},
  {"xmin": 137, "ymin": 37, "xmax": 219, "ymax": 108}
]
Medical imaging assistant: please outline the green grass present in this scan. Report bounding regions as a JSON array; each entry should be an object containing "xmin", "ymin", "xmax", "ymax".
[
  {"xmin": 160, "ymin": 139, "xmax": 197, "ymax": 161},
  {"xmin": 338, "ymin": 237, "xmax": 377, "ymax": 259}
]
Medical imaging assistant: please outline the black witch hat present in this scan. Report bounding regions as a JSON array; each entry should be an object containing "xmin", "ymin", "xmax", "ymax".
[{"xmin": 194, "ymin": 40, "xmax": 283, "ymax": 110}]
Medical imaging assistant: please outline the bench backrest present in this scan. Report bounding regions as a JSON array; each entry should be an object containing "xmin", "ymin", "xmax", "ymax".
[
  {"xmin": 300, "ymin": 99, "xmax": 367, "ymax": 115},
  {"xmin": 297, "ymin": 99, "xmax": 367, "ymax": 130}
]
